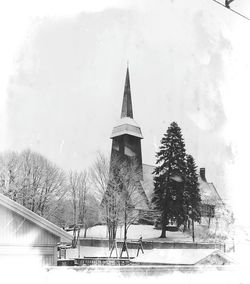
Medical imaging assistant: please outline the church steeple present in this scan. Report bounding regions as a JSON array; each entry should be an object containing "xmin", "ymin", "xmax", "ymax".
[
  {"xmin": 109, "ymin": 66, "xmax": 144, "ymax": 188},
  {"xmin": 121, "ymin": 67, "xmax": 133, "ymax": 119},
  {"xmin": 110, "ymin": 67, "xmax": 143, "ymax": 139}
]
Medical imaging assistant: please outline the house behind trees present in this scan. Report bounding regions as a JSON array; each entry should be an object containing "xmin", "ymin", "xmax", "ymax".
[{"xmin": 198, "ymin": 168, "xmax": 224, "ymax": 225}]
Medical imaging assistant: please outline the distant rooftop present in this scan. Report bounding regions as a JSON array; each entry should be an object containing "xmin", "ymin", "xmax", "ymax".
[
  {"xmin": 140, "ymin": 165, "xmax": 223, "ymax": 207},
  {"xmin": 131, "ymin": 249, "xmax": 233, "ymax": 265},
  {"xmin": 198, "ymin": 178, "xmax": 223, "ymax": 206}
]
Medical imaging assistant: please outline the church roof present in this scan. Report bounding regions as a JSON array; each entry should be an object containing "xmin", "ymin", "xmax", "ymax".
[
  {"xmin": 132, "ymin": 181, "xmax": 150, "ymax": 210},
  {"xmin": 111, "ymin": 67, "xmax": 143, "ymax": 139},
  {"xmin": 110, "ymin": 117, "xmax": 143, "ymax": 139},
  {"xmin": 140, "ymin": 165, "xmax": 223, "ymax": 208},
  {"xmin": 141, "ymin": 164, "xmax": 155, "ymax": 203}
]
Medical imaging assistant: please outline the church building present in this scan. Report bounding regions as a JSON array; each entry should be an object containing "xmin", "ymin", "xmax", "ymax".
[
  {"xmin": 108, "ymin": 67, "xmax": 223, "ymax": 218},
  {"xmin": 109, "ymin": 67, "xmax": 154, "ymax": 211}
]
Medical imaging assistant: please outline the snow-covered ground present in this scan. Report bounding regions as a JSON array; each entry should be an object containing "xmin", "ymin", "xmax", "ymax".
[
  {"xmin": 66, "ymin": 225, "xmax": 192, "ymax": 259},
  {"xmin": 66, "ymin": 224, "xmax": 203, "ymax": 260},
  {"xmin": 64, "ymin": 224, "xmax": 250, "ymax": 264},
  {"xmin": 227, "ymin": 223, "xmax": 250, "ymax": 265},
  {"xmin": 66, "ymin": 246, "xmax": 139, "ymax": 259},
  {"xmin": 84, "ymin": 224, "xmax": 192, "ymax": 241}
]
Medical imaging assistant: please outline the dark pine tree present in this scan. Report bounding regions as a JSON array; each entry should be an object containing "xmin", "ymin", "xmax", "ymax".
[
  {"xmin": 184, "ymin": 154, "xmax": 201, "ymax": 240},
  {"xmin": 185, "ymin": 155, "xmax": 201, "ymax": 221},
  {"xmin": 152, "ymin": 122, "xmax": 186, "ymax": 238}
]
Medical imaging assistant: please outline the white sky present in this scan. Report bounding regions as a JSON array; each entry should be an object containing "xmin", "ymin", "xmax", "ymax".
[{"xmin": 0, "ymin": 0, "xmax": 250, "ymax": 222}]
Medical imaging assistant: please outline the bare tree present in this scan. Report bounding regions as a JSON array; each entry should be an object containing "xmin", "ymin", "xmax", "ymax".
[
  {"xmin": 90, "ymin": 152, "xmax": 109, "ymax": 202},
  {"xmin": 39, "ymin": 160, "xmax": 66, "ymax": 218},
  {"xmin": 213, "ymin": 204, "xmax": 234, "ymax": 242},
  {"xmin": 113, "ymin": 159, "xmax": 154, "ymax": 242},
  {"xmin": 0, "ymin": 151, "xmax": 21, "ymax": 201},
  {"xmin": 68, "ymin": 170, "xmax": 100, "ymax": 236},
  {"xmin": 90, "ymin": 153, "xmax": 121, "ymax": 243},
  {"xmin": 0, "ymin": 149, "xmax": 67, "ymax": 222},
  {"xmin": 91, "ymin": 152, "xmax": 150, "ymax": 244},
  {"xmin": 82, "ymin": 195, "xmax": 100, "ymax": 237},
  {"xmin": 77, "ymin": 171, "xmax": 88, "ymax": 232},
  {"xmin": 69, "ymin": 171, "xmax": 81, "ymax": 224},
  {"xmin": 48, "ymin": 198, "xmax": 73, "ymax": 228}
]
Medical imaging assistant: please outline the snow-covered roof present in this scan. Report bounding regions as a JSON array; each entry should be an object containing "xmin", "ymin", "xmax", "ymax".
[
  {"xmin": 110, "ymin": 117, "xmax": 143, "ymax": 139},
  {"xmin": 198, "ymin": 178, "xmax": 223, "ymax": 206},
  {"xmin": 140, "ymin": 165, "xmax": 222, "ymax": 208},
  {"xmin": 141, "ymin": 164, "xmax": 155, "ymax": 203},
  {"xmin": 130, "ymin": 249, "xmax": 232, "ymax": 265},
  {"xmin": 113, "ymin": 117, "xmax": 140, "ymax": 128},
  {"xmin": 0, "ymin": 193, "xmax": 72, "ymax": 242}
]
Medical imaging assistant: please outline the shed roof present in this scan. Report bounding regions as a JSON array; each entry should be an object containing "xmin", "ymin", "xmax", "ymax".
[
  {"xmin": 130, "ymin": 249, "xmax": 232, "ymax": 265},
  {"xmin": 0, "ymin": 193, "xmax": 71, "ymax": 242}
]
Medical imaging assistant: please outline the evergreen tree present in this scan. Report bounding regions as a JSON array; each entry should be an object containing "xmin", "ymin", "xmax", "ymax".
[
  {"xmin": 152, "ymin": 122, "xmax": 186, "ymax": 238},
  {"xmin": 184, "ymin": 155, "xmax": 201, "ymax": 229}
]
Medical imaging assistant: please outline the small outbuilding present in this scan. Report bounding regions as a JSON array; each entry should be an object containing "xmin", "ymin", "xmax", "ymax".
[
  {"xmin": 0, "ymin": 193, "xmax": 71, "ymax": 266},
  {"xmin": 130, "ymin": 249, "xmax": 234, "ymax": 266}
]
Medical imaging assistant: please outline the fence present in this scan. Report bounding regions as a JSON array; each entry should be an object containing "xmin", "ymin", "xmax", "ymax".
[
  {"xmin": 74, "ymin": 257, "xmax": 132, "ymax": 266},
  {"xmin": 79, "ymin": 238, "xmax": 226, "ymax": 251}
]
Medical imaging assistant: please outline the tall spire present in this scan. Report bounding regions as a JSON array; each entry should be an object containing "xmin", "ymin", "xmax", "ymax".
[{"xmin": 121, "ymin": 67, "xmax": 133, "ymax": 119}]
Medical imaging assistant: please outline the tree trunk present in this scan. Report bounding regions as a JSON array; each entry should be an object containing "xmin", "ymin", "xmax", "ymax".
[
  {"xmin": 108, "ymin": 225, "xmax": 112, "ymax": 249},
  {"xmin": 112, "ymin": 222, "xmax": 117, "ymax": 240},
  {"xmin": 192, "ymin": 219, "xmax": 195, "ymax": 242},
  {"xmin": 124, "ymin": 203, "xmax": 127, "ymax": 241},
  {"xmin": 160, "ymin": 169, "xmax": 171, "ymax": 238},
  {"xmin": 160, "ymin": 211, "xmax": 167, "ymax": 238},
  {"xmin": 84, "ymin": 227, "xmax": 88, "ymax": 238},
  {"xmin": 183, "ymin": 219, "xmax": 187, "ymax": 232}
]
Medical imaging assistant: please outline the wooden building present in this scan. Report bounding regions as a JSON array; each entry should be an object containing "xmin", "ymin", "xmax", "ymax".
[
  {"xmin": 198, "ymin": 168, "xmax": 223, "ymax": 218},
  {"xmin": 130, "ymin": 249, "xmax": 233, "ymax": 266},
  {"xmin": 108, "ymin": 67, "xmax": 151, "ymax": 211},
  {"xmin": 0, "ymin": 193, "xmax": 71, "ymax": 266},
  {"xmin": 107, "ymin": 68, "xmax": 223, "ymax": 215}
]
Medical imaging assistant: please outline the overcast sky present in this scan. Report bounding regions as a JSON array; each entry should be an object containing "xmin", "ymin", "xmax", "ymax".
[{"xmin": 1, "ymin": 0, "xmax": 250, "ymax": 220}]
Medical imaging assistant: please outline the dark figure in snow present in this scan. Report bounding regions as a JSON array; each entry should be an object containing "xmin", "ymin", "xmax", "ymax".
[
  {"xmin": 136, "ymin": 236, "xmax": 144, "ymax": 256},
  {"xmin": 225, "ymin": 0, "xmax": 234, "ymax": 8}
]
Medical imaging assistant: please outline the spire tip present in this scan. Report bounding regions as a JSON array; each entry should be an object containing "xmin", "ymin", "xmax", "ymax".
[{"xmin": 121, "ymin": 65, "xmax": 133, "ymax": 119}]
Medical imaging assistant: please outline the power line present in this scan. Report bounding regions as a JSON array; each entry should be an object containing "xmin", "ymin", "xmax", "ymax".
[{"xmin": 211, "ymin": 0, "xmax": 250, "ymax": 21}]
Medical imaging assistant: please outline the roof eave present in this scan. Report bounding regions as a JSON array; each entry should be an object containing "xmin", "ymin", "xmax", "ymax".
[
  {"xmin": 0, "ymin": 194, "xmax": 72, "ymax": 242},
  {"xmin": 110, "ymin": 130, "xmax": 143, "ymax": 139}
]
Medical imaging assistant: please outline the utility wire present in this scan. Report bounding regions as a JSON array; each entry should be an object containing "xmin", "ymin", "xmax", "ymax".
[{"xmin": 211, "ymin": 0, "xmax": 250, "ymax": 21}]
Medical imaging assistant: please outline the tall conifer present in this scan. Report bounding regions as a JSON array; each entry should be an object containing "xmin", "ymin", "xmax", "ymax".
[
  {"xmin": 184, "ymin": 154, "xmax": 201, "ymax": 224},
  {"xmin": 152, "ymin": 122, "xmax": 186, "ymax": 238}
]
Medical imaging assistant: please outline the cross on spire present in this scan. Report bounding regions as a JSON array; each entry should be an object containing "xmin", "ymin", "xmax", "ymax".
[{"xmin": 121, "ymin": 67, "xmax": 133, "ymax": 119}]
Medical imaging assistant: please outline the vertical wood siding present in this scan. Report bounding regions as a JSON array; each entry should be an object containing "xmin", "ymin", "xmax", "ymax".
[
  {"xmin": 0, "ymin": 204, "xmax": 61, "ymax": 266},
  {"xmin": 0, "ymin": 205, "xmax": 59, "ymax": 245}
]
